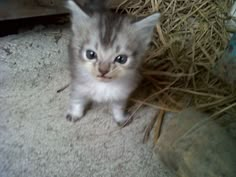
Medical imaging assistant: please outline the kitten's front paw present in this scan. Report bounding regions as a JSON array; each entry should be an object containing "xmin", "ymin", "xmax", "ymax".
[
  {"xmin": 66, "ymin": 110, "xmax": 84, "ymax": 122},
  {"xmin": 66, "ymin": 103, "xmax": 86, "ymax": 122},
  {"xmin": 114, "ymin": 114, "xmax": 132, "ymax": 127}
]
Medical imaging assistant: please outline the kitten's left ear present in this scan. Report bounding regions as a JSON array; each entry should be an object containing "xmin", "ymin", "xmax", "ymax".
[
  {"xmin": 66, "ymin": 0, "xmax": 90, "ymax": 26},
  {"xmin": 133, "ymin": 13, "xmax": 161, "ymax": 45}
]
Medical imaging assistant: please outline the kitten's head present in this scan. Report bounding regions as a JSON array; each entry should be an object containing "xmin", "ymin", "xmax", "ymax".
[{"xmin": 67, "ymin": 0, "xmax": 160, "ymax": 82}]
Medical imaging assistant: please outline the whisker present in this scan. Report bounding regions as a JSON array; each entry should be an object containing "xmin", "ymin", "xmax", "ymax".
[{"xmin": 109, "ymin": 67, "xmax": 119, "ymax": 75}]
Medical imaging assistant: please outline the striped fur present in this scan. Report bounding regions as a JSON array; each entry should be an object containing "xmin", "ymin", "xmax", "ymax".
[{"xmin": 66, "ymin": 0, "xmax": 160, "ymax": 124}]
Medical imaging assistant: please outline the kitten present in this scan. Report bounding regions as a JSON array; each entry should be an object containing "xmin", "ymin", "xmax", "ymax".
[{"xmin": 66, "ymin": 0, "xmax": 160, "ymax": 125}]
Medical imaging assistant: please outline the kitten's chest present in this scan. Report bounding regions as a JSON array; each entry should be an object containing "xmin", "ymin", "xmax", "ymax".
[{"xmin": 80, "ymin": 80, "xmax": 132, "ymax": 102}]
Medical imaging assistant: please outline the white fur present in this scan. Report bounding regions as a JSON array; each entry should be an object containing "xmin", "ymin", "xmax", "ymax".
[{"xmin": 68, "ymin": 64, "xmax": 139, "ymax": 123}]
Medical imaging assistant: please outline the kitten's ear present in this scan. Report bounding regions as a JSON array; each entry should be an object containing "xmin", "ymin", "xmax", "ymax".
[
  {"xmin": 67, "ymin": 0, "xmax": 90, "ymax": 28},
  {"xmin": 133, "ymin": 13, "xmax": 160, "ymax": 45}
]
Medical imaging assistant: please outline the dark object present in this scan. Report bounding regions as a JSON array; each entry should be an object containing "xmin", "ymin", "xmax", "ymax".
[
  {"xmin": 0, "ymin": 0, "xmax": 67, "ymax": 21},
  {"xmin": 57, "ymin": 83, "xmax": 70, "ymax": 93},
  {"xmin": 0, "ymin": 0, "xmax": 140, "ymax": 21},
  {"xmin": 213, "ymin": 33, "xmax": 236, "ymax": 85},
  {"xmin": 156, "ymin": 109, "xmax": 236, "ymax": 177}
]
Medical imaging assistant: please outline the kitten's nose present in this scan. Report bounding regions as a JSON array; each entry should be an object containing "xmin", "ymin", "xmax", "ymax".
[
  {"xmin": 98, "ymin": 67, "xmax": 109, "ymax": 76},
  {"xmin": 98, "ymin": 63, "xmax": 110, "ymax": 76}
]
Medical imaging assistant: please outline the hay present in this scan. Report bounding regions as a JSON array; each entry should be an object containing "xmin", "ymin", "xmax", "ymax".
[{"xmin": 117, "ymin": 0, "xmax": 236, "ymax": 122}]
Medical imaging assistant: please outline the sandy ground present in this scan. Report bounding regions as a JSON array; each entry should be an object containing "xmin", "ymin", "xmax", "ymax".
[{"xmin": 0, "ymin": 24, "xmax": 173, "ymax": 177}]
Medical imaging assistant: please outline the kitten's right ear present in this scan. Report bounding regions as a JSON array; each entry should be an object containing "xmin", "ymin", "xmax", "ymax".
[
  {"xmin": 66, "ymin": 0, "xmax": 90, "ymax": 25},
  {"xmin": 132, "ymin": 13, "xmax": 160, "ymax": 46}
]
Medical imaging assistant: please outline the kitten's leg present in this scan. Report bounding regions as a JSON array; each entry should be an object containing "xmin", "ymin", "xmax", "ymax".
[
  {"xmin": 66, "ymin": 93, "xmax": 88, "ymax": 122},
  {"xmin": 111, "ymin": 100, "xmax": 129, "ymax": 125}
]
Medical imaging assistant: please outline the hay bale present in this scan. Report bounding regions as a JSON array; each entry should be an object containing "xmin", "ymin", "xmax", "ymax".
[
  {"xmin": 156, "ymin": 108, "xmax": 236, "ymax": 177},
  {"xmin": 117, "ymin": 0, "xmax": 236, "ymax": 119}
]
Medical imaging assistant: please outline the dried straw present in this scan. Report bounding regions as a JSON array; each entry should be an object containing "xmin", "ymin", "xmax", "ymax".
[{"xmin": 117, "ymin": 0, "xmax": 236, "ymax": 122}]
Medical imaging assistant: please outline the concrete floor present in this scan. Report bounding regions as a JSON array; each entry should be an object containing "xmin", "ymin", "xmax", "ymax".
[{"xmin": 0, "ymin": 24, "xmax": 172, "ymax": 177}]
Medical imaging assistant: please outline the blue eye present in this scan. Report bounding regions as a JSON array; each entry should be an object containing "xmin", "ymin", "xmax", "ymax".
[
  {"xmin": 114, "ymin": 55, "xmax": 128, "ymax": 64},
  {"xmin": 86, "ymin": 50, "xmax": 97, "ymax": 60}
]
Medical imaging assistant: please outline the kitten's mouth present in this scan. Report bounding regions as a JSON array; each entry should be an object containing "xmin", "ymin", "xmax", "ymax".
[{"xmin": 97, "ymin": 75, "xmax": 112, "ymax": 81}]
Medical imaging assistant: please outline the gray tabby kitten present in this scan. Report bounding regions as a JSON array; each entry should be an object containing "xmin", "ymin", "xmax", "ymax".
[{"xmin": 66, "ymin": 0, "xmax": 160, "ymax": 125}]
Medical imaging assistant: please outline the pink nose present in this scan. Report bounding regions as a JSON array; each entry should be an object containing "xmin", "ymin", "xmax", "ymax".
[{"xmin": 98, "ymin": 67, "xmax": 109, "ymax": 75}]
